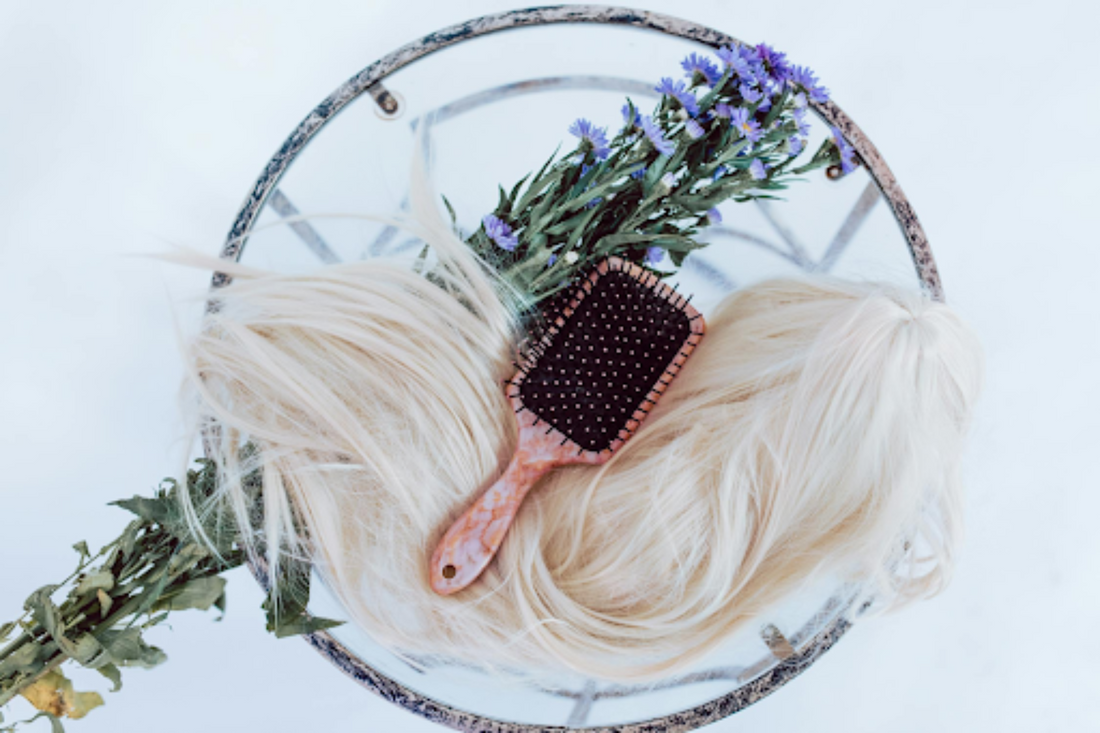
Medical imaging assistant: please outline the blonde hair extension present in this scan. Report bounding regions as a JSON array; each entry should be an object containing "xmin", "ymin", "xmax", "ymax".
[{"xmin": 175, "ymin": 148, "xmax": 982, "ymax": 681}]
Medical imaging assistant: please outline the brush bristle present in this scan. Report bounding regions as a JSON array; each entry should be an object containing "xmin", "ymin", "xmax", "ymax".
[{"xmin": 513, "ymin": 260, "xmax": 697, "ymax": 453}]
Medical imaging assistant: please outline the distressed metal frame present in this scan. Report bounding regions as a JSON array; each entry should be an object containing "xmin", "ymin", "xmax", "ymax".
[{"xmin": 214, "ymin": 5, "xmax": 942, "ymax": 731}]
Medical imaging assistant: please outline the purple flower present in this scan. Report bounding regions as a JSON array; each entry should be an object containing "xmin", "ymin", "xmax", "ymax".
[
  {"xmin": 655, "ymin": 77, "xmax": 700, "ymax": 116},
  {"xmin": 712, "ymin": 164, "xmax": 728, "ymax": 181},
  {"xmin": 749, "ymin": 158, "xmax": 768, "ymax": 180},
  {"xmin": 547, "ymin": 253, "xmax": 558, "ymax": 266},
  {"xmin": 640, "ymin": 115, "xmax": 676, "ymax": 156},
  {"xmin": 792, "ymin": 107, "xmax": 811, "ymax": 136},
  {"xmin": 681, "ymin": 52, "xmax": 722, "ymax": 86},
  {"xmin": 739, "ymin": 84, "xmax": 763, "ymax": 104},
  {"xmin": 482, "ymin": 214, "xmax": 518, "ymax": 251},
  {"xmin": 729, "ymin": 107, "xmax": 763, "ymax": 143},
  {"xmin": 757, "ymin": 96, "xmax": 772, "ymax": 114},
  {"xmin": 716, "ymin": 44, "xmax": 757, "ymax": 83},
  {"xmin": 568, "ymin": 118, "xmax": 611, "ymax": 161},
  {"xmin": 788, "ymin": 136, "xmax": 804, "ymax": 156},
  {"xmin": 646, "ymin": 246, "xmax": 664, "ymax": 265},
  {"xmin": 685, "ymin": 118, "xmax": 705, "ymax": 139},
  {"xmin": 705, "ymin": 207, "xmax": 723, "ymax": 225},
  {"xmin": 831, "ymin": 126, "xmax": 857, "ymax": 174},
  {"xmin": 715, "ymin": 102, "xmax": 733, "ymax": 118},
  {"xmin": 755, "ymin": 43, "xmax": 792, "ymax": 87},
  {"xmin": 622, "ymin": 102, "xmax": 641, "ymax": 128},
  {"xmin": 630, "ymin": 165, "xmax": 646, "ymax": 180},
  {"xmin": 789, "ymin": 65, "xmax": 830, "ymax": 103}
]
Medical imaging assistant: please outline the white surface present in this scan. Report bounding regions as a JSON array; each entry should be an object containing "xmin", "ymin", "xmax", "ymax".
[{"xmin": 1, "ymin": 1, "xmax": 1098, "ymax": 731}]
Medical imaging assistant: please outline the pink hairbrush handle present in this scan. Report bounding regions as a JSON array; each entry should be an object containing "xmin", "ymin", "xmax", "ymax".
[
  {"xmin": 429, "ymin": 257, "xmax": 705, "ymax": 595},
  {"xmin": 430, "ymin": 408, "xmax": 609, "ymax": 595}
]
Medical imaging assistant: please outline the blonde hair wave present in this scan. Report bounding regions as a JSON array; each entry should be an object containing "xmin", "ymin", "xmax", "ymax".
[{"xmin": 177, "ymin": 163, "xmax": 982, "ymax": 681}]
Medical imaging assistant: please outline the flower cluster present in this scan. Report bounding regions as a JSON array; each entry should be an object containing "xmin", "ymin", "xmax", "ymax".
[{"xmin": 472, "ymin": 41, "xmax": 853, "ymax": 301}]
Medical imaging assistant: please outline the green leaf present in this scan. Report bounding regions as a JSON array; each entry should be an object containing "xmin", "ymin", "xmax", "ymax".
[
  {"xmin": 763, "ymin": 88, "xmax": 789, "ymax": 130},
  {"xmin": 74, "ymin": 571, "xmax": 115, "ymax": 598},
  {"xmin": 213, "ymin": 587, "xmax": 228, "ymax": 618},
  {"xmin": 94, "ymin": 663, "xmax": 122, "ymax": 693},
  {"xmin": 151, "ymin": 576, "xmax": 226, "ymax": 613},
  {"xmin": 439, "ymin": 194, "xmax": 458, "ymax": 229},
  {"xmin": 593, "ymin": 232, "xmax": 673, "ymax": 252},
  {"xmin": 94, "ymin": 628, "xmax": 167, "ymax": 669},
  {"xmin": 507, "ymin": 173, "xmax": 530, "ymax": 207},
  {"xmin": 543, "ymin": 208, "xmax": 596, "ymax": 237},
  {"xmin": 71, "ymin": 542, "xmax": 90, "ymax": 563},
  {"xmin": 23, "ymin": 585, "xmax": 59, "ymax": 627},
  {"xmin": 514, "ymin": 144, "xmax": 564, "ymax": 213},
  {"xmin": 118, "ymin": 522, "xmax": 141, "ymax": 561},
  {"xmin": 563, "ymin": 206, "xmax": 601, "ymax": 253},
  {"xmin": 0, "ymin": 642, "xmax": 42, "ymax": 678},
  {"xmin": 0, "ymin": 622, "xmax": 15, "ymax": 644},
  {"xmin": 23, "ymin": 586, "xmax": 88, "ymax": 663},
  {"xmin": 123, "ymin": 565, "xmax": 173, "ymax": 628},
  {"xmin": 108, "ymin": 496, "xmax": 173, "ymax": 525},
  {"xmin": 23, "ymin": 712, "xmax": 64, "ymax": 733},
  {"xmin": 495, "ymin": 185, "xmax": 510, "ymax": 217},
  {"xmin": 696, "ymin": 67, "xmax": 734, "ymax": 112},
  {"xmin": 68, "ymin": 633, "xmax": 107, "ymax": 667},
  {"xmin": 643, "ymin": 154, "xmax": 671, "ymax": 196},
  {"xmin": 270, "ymin": 614, "xmax": 344, "ymax": 639}
]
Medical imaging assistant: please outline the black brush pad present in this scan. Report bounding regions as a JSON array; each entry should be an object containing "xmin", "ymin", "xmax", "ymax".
[{"xmin": 518, "ymin": 268, "xmax": 693, "ymax": 453}]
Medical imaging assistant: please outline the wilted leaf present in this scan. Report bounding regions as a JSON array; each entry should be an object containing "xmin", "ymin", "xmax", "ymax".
[
  {"xmin": 94, "ymin": 628, "xmax": 167, "ymax": 670},
  {"xmin": 96, "ymin": 589, "xmax": 112, "ymax": 617},
  {"xmin": 108, "ymin": 495, "xmax": 175, "ymax": 526},
  {"xmin": 19, "ymin": 669, "xmax": 103, "ymax": 721},
  {"xmin": 21, "ymin": 712, "xmax": 64, "ymax": 733},
  {"xmin": 68, "ymin": 634, "xmax": 106, "ymax": 667},
  {"xmin": 23, "ymin": 585, "xmax": 90, "ymax": 664},
  {"xmin": 23, "ymin": 585, "xmax": 60, "ymax": 630},
  {"xmin": 71, "ymin": 542, "xmax": 90, "ymax": 563},
  {"xmin": 124, "ymin": 564, "xmax": 173, "ymax": 624},
  {"xmin": 270, "ymin": 614, "xmax": 344, "ymax": 639},
  {"xmin": 74, "ymin": 571, "xmax": 114, "ymax": 597},
  {"xmin": 0, "ymin": 642, "xmax": 42, "ymax": 678},
  {"xmin": 94, "ymin": 663, "xmax": 122, "ymax": 693},
  {"xmin": 152, "ymin": 576, "xmax": 226, "ymax": 613}
]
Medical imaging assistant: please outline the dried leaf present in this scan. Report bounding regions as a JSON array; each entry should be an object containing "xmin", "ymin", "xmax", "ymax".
[
  {"xmin": 270, "ymin": 614, "xmax": 344, "ymax": 639},
  {"xmin": 152, "ymin": 576, "xmax": 226, "ymax": 613},
  {"xmin": 94, "ymin": 629, "xmax": 166, "ymax": 670},
  {"xmin": 68, "ymin": 634, "xmax": 106, "ymax": 667},
  {"xmin": 23, "ymin": 585, "xmax": 60, "ymax": 630},
  {"xmin": 109, "ymin": 495, "xmax": 179, "ymax": 531},
  {"xmin": 0, "ymin": 642, "xmax": 42, "ymax": 678},
  {"xmin": 21, "ymin": 712, "xmax": 64, "ymax": 733},
  {"xmin": 71, "ymin": 542, "xmax": 90, "ymax": 563},
  {"xmin": 94, "ymin": 663, "xmax": 122, "ymax": 693},
  {"xmin": 19, "ymin": 669, "xmax": 103, "ymax": 721},
  {"xmin": 24, "ymin": 585, "xmax": 86, "ymax": 663},
  {"xmin": 74, "ymin": 571, "xmax": 114, "ymax": 597},
  {"xmin": 96, "ymin": 589, "xmax": 112, "ymax": 617}
]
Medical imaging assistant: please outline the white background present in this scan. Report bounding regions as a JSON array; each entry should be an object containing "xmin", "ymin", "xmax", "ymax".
[{"xmin": 1, "ymin": 1, "xmax": 1098, "ymax": 731}]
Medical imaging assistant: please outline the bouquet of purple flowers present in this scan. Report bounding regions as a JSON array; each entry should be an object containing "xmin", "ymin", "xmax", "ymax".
[{"xmin": 468, "ymin": 41, "xmax": 857, "ymax": 303}]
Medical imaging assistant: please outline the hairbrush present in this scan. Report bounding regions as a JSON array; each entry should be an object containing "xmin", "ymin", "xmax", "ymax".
[{"xmin": 429, "ymin": 256, "xmax": 705, "ymax": 594}]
